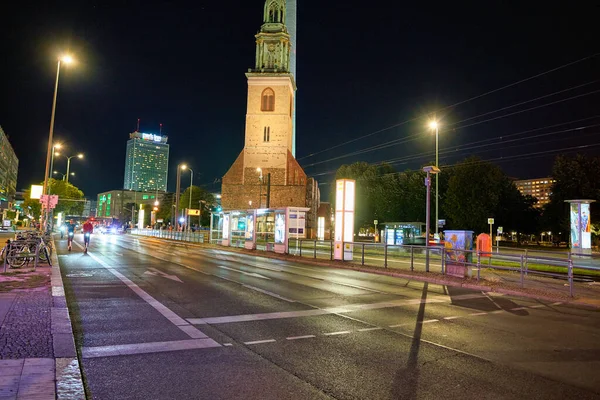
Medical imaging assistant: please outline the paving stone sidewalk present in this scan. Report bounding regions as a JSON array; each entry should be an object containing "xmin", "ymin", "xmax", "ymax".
[{"xmin": 0, "ymin": 241, "xmax": 85, "ymax": 400}]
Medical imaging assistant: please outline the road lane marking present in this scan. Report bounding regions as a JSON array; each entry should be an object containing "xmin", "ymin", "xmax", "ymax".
[
  {"xmin": 242, "ymin": 284, "xmax": 296, "ymax": 303},
  {"xmin": 81, "ymin": 338, "xmax": 221, "ymax": 358},
  {"xmin": 323, "ymin": 331, "xmax": 351, "ymax": 336},
  {"xmin": 443, "ymin": 316, "xmax": 461, "ymax": 320},
  {"xmin": 469, "ymin": 312, "xmax": 488, "ymax": 316},
  {"xmin": 223, "ymin": 343, "xmax": 233, "ymax": 346},
  {"xmin": 186, "ymin": 294, "xmax": 487, "ymax": 325},
  {"xmin": 528, "ymin": 304, "xmax": 546, "ymax": 309},
  {"xmin": 244, "ymin": 339, "xmax": 276, "ymax": 345},
  {"xmin": 72, "ymin": 241, "xmax": 210, "ymax": 340},
  {"xmin": 421, "ymin": 319, "xmax": 439, "ymax": 323},
  {"xmin": 218, "ymin": 265, "xmax": 271, "ymax": 280},
  {"xmin": 287, "ymin": 335, "xmax": 316, "ymax": 340},
  {"xmin": 144, "ymin": 267, "xmax": 184, "ymax": 283},
  {"xmin": 510, "ymin": 307, "xmax": 527, "ymax": 311},
  {"xmin": 357, "ymin": 327, "xmax": 383, "ymax": 332}
]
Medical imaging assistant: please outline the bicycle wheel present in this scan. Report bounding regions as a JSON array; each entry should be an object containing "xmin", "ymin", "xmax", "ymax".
[{"xmin": 7, "ymin": 249, "xmax": 26, "ymax": 268}]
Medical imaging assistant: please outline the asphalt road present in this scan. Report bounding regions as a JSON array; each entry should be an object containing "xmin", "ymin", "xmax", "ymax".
[{"xmin": 57, "ymin": 233, "xmax": 600, "ymax": 400}]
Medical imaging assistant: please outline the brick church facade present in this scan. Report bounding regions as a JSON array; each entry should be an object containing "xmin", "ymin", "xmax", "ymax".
[{"xmin": 221, "ymin": 0, "xmax": 320, "ymax": 236}]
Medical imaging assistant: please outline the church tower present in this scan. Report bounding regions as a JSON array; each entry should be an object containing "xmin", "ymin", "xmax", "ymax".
[{"xmin": 222, "ymin": 0, "xmax": 317, "ymax": 214}]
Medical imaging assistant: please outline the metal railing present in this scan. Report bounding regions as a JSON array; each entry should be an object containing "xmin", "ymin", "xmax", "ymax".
[
  {"xmin": 289, "ymin": 239, "xmax": 598, "ymax": 297},
  {"xmin": 132, "ymin": 228, "xmax": 206, "ymax": 244}
]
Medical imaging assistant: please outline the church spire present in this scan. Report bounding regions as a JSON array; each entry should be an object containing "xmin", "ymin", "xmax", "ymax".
[{"xmin": 253, "ymin": 0, "xmax": 291, "ymax": 73}]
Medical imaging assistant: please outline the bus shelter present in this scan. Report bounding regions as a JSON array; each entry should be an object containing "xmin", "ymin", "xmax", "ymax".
[{"xmin": 380, "ymin": 222, "xmax": 426, "ymax": 245}]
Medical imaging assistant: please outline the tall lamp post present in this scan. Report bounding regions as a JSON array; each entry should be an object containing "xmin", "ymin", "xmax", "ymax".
[
  {"xmin": 256, "ymin": 167, "xmax": 263, "ymax": 208},
  {"xmin": 423, "ymin": 165, "xmax": 440, "ymax": 272},
  {"xmin": 53, "ymin": 171, "xmax": 75, "ymax": 181},
  {"xmin": 175, "ymin": 164, "xmax": 187, "ymax": 230},
  {"xmin": 42, "ymin": 54, "xmax": 74, "ymax": 231},
  {"xmin": 49, "ymin": 143, "xmax": 62, "ymax": 194},
  {"xmin": 429, "ymin": 120, "xmax": 440, "ymax": 237},
  {"xmin": 181, "ymin": 166, "xmax": 194, "ymax": 232},
  {"xmin": 65, "ymin": 153, "xmax": 84, "ymax": 184}
]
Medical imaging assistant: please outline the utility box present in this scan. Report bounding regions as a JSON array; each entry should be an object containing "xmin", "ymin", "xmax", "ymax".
[{"xmin": 444, "ymin": 230, "xmax": 474, "ymax": 277}]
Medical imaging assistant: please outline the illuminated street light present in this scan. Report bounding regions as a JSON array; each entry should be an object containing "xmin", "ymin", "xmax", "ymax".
[
  {"xmin": 42, "ymin": 53, "xmax": 76, "ymax": 231},
  {"xmin": 428, "ymin": 119, "xmax": 440, "ymax": 237}
]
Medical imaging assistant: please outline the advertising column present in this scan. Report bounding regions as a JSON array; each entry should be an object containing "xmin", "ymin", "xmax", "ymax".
[
  {"xmin": 245, "ymin": 210, "xmax": 257, "ymax": 250},
  {"xmin": 566, "ymin": 200, "xmax": 595, "ymax": 255},
  {"xmin": 334, "ymin": 179, "xmax": 355, "ymax": 260}
]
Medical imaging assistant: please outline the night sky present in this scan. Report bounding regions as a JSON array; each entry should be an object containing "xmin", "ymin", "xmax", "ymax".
[{"xmin": 2, "ymin": 1, "xmax": 599, "ymax": 200}]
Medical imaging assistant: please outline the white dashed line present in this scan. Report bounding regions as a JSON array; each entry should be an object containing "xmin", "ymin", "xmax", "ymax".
[
  {"xmin": 244, "ymin": 339, "xmax": 276, "ymax": 345},
  {"xmin": 489, "ymin": 310, "xmax": 504, "ymax": 314},
  {"xmin": 358, "ymin": 327, "xmax": 383, "ymax": 332},
  {"xmin": 323, "ymin": 331, "xmax": 351, "ymax": 336},
  {"xmin": 242, "ymin": 284, "xmax": 296, "ymax": 303},
  {"xmin": 421, "ymin": 319, "xmax": 439, "ymax": 323},
  {"xmin": 388, "ymin": 323, "xmax": 409, "ymax": 328},
  {"xmin": 443, "ymin": 316, "xmax": 461, "ymax": 320},
  {"xmin": 469, "ymin": 312, "xmax": 488, "ymax": 316},
  {"xmin": 510, "ymin": 307, "xmax": 527, "ymax": 311},
  {"xmin": 287, "ymin": 335, "xmax": 316, "ymax": 340},
  {"xmin": 528, "ymin": 304, "xmax": 546, "ymax": 309},
  {"xmin": 223, "ymin": 343, "xmax": 233, "ymax": 347}
]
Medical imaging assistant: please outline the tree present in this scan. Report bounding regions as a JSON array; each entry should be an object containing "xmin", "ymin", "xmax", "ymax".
[
  {"xmin": 443, "ymin": 157, "xmax": 537, "ymax": 234},
  {"xmin": 178, "ymin": 186, "xmax": 216, "ymax": 227},
  {"xmin": 544, "ymin": 154, "xmax": 600, "ymax": 242},
  {"xmin": 21, "ymin": 179, "xmax": 85, "ymax": 220}
]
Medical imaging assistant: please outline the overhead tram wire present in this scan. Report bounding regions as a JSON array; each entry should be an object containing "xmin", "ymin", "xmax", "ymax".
[
  {"xmin": 300, "ymin": 84, "xmax": 600, "ymax": 169},
  {"xmin": 306, "ymin": 123, "xmax": 600, "ymax": 179},
  {"xmin": 297, "ymin": 51, "xmax": 600, "ymax": 162},
  {"xmin": 301, "ymin": 85, "xmax": 600, "ymax": 169}
]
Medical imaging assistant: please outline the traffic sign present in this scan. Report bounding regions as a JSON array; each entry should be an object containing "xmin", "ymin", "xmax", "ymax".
[
  {"xmin": 438, "ymin": 219, "xmax": 446, "ymax": 227},
  {"xmin": 40, "ymin": 195, "xmax": 59, "ymax": 209},
  {"xmin": 187, "ymin": 209, "xmax": 200, "ymax": 216},
  {"xmin": 497, "ymin": 226, "xmax": 503, "ymax": 234},
  {"xmin": 488, "ymin": 218, "xmax": 494, "ymax": 225}
]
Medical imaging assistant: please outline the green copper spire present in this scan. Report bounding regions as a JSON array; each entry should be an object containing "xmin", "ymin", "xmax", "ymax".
[{"xmin": 254, "ymin": 0, "xmax": 291, "ymax": 73}]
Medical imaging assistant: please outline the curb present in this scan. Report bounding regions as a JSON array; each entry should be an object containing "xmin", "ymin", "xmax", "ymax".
[
  {"xmin": 133, "ymin": 234, "xmax": 600, "ymax": 309},
  {"xmin": 50, "ymin": 240, "xmax": 86, "ymax": 399}
]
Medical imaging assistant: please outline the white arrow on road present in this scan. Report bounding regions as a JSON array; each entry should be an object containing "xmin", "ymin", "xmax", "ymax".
[
  {"xmin": 217, "ymin": 265, "xmax": 271, "ymax": 280},
  {"xmin": 144, "ymin": 267, "xmax": 183, "ymax": 283}
]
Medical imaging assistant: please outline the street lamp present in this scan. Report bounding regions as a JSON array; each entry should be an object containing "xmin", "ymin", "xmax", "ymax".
[
  {"xmin": 42, "ymin": 54, "xmax": 74, "ymax": 231},
  {"xmin": 182, "ymin": 166, "xmax": 194, "ymax": 232},
  {"xmin": 53, "ymin": 171, "xmax": 75, "ymax": 180},
  {"xmin": 429, "ymin": 120, "xmax": 440, "ymax": 237},
  {"xmin": 257, "ymin": 167, "xmax": 263, "ymax": 208},
  {"xmin": 175, "ymin": 164, "xmax": 187, "ymax": 230},
  {"xmin": 423, "ymin": 165, "xmax": 441, "ymax": 272}
]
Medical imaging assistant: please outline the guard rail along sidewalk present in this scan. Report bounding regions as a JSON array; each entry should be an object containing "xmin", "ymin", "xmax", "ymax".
[{"xmin": 132, "ymin": 228, "xmax": 207, "ymax": 244}]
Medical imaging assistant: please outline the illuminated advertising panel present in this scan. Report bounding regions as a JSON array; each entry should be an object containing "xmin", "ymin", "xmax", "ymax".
[
  {"xmin": 582, "ymin": 203, "xmax": 591, "ymax": 249},
  {"xmin": 30, "ymin": 185, "xmax": 43, "ymax": 200},
  {"xmin": 223, "ymin": 214, "xmax": 230, "ymax": 240},
  {"xmin": 344, "ymin": 180, "xmax": 355, "ymax": 211},
  {"xmin": 334, "ymin": 179, "xmax": 355, "ymax": 260},
  {"xmin": 317, "ymin": 217, "xmax": 325, "ymax": 241},
  {"xmin": 570, "ymin": 203, "xmax": 580, "ymax": 248},
  {"xmin": 274, "ymin": 211, "xmax": 286, "ymax": 244},
  {"xmin": 246, "ymin": 214, "xmax": 254, "ymax": 241}
]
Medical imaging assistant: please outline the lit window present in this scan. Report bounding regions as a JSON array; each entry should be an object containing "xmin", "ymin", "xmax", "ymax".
[
  {"xmin": 263, "ymin": 126, "xmax": 271, "ymax": 142},
  {"xmin": 261, "ymin": 88, "xmax": 275, "ymax": 111}
]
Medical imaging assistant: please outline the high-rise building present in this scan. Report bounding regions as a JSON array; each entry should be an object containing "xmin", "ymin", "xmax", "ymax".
[
  {"xmin": 123, "ymin": 131, "xmax": 169, "ymax": 192},
  {"xmin": 514, "ymin": 177, "xmax": 556, "ymax": 208},
  {"xmin": 0, "ymin": 126, "xmax": 18, "ymax": 202}
]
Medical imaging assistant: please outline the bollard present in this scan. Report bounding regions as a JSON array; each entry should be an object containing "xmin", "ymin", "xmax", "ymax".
[
  {"xmin": 314, "ymin": 240, "xmax": 317, "ymax": 259},
  {"xmin": 410, "ymin": 246, "xmax": 414, "ymax": 271},
  {"xmin": 520, "ymin": 255, "xmax": 525, "ymax": 288},
  {"xmin": 441, "ymin": 247, "xmax": 445, "ymax": 274},
  {"xmin": 299, "ymin": 242, "xmax": 302, "ymax": 257},
  {"xmin": 477, "ymin": 251, "xmax": 481, "ymax": 282},
  {"xmin": 384, "ymin": 244, "xmax": 388, "ymax": 268},
  {"xmin": 524, "ymin": 249, "xmax": 528, "ymax": 276},
  {"xmin": 568, "ymin": 259, "xmax": 574, "ymax": 297},
  {"xmin": 330, "ymin": 241, "xmax": 333, "ymax": 261},
  {"xmin": 362, "ymin": 243, "xmax": 365, "ymax": 266}
]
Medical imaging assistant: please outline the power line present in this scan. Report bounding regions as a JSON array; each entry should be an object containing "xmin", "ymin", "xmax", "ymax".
[{"xmin": 298, "ymin": 52, "xmax": 600, "ymax": 162}]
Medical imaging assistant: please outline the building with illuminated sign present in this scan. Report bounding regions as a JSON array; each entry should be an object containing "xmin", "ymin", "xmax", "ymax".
[
  {"xmin": 514, "ymin": 177, "xmax": 556, "ymax": 208},
  {"xmin": 123, "ymin": 131, "xmax": 169, "ymax": 192},
  {"xmin": 221, "ymin": 0, "xmax": 320, "ymax": 236},
  {"xmin": 97, "ymin": 189, "xmax": 168, "ymax": 221},
  {"xmin": 0, "ymin": 126, "xmax": 18, "ymax": 203}
]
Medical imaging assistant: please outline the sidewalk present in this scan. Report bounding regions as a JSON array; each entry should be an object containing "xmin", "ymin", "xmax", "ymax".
[{"xmin": 0, "ymin": 243, "xmax": 84, "ymax": 400}]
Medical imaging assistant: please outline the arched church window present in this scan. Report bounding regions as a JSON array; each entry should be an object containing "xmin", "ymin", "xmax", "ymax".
[
  {"xmin": 261, "ymin": 88, "xmax": 275, "ymax": 112},
  {"xmin": 263, "ymin": 126, "xmax": 270, "ymax": 142}
]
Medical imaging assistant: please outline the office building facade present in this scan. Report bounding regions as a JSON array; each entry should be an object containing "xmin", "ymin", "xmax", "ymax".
[
  {"xmin": 123, "ymin": 131, "xmax": 169, "ymax": 192},
  {"xmin": 515, "ymin": 177, "xmax": 556, "ymax": 208},
  {"xmin": 97, "ymin": 190, "xmax": 168, "ymax": 220},
  {"xmin": 0, "ymin": 126, "xmax": 18, "ymax": 202}
]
